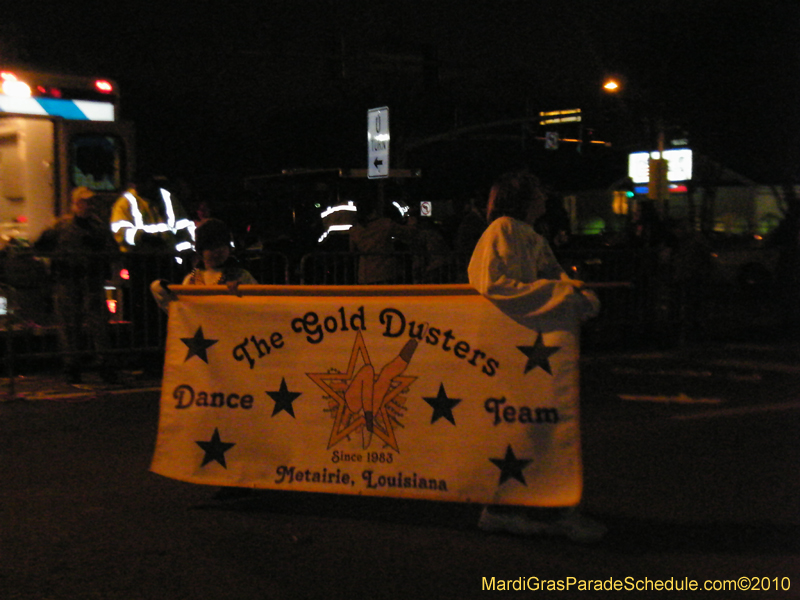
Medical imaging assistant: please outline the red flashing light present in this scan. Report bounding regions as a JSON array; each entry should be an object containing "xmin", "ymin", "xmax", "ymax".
[
  {"xmin": 35, "ymin": 85, "xmax": 62, "ymax": 98},
  {"xmin": 94, "ymin": 79, "xmax": 113, "ymax": 94}
]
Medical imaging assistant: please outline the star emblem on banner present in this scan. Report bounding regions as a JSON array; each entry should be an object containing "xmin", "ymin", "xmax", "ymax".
[
  {"xmin": 517, "ymin": 331, "xmax": 560, "ymax": 375},
  {"xmin": 423, "ymin": 383, "xmax": 461, "ymax": 425},
  {"xmin": 267, "ymin": 377, "xmax": 302, "ymax": 417},
  {"xmin": 307, "ymin": 330, "xmax": 416, "ymax": 452},
  {"xmin": 196, "ymin": 428, "xmax": 235, "ymax": 468},
  {"xmin": 181, "ymin": 326, "xmax": 218, "ymax": 363},
  {"xmin": 489, "ymin": 444, "xmax": 532, "ymax": 486}
]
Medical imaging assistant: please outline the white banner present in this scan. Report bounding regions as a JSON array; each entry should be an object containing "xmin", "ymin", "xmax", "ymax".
[{"xmin": 150, "ymin": 285, "xmax": 584, "ymax": 507}]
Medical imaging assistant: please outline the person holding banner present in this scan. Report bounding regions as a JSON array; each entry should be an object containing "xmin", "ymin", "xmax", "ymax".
[
  {"xmin": 468, "ymin": 170, "xmax": 605, "ymax": 543},
  {"xmin": 151, "ymin": 218, "xmax": 257, "ymax": 312}
]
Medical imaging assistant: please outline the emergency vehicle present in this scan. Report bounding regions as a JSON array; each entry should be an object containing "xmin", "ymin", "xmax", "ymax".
[
  {"xmin": 0, "ymin": 66, "xmax": 135, "ymax": 323},
  {"xmin": 0, "ymin": 66, "xmax": 199, "ymax": 337},
  {"xmin": 0, "ymin": 66, "xmax": 135, "ymax": 242}
]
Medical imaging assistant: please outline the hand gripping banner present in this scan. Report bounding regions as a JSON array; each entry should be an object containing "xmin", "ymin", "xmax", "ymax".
[{"xmin": 150, "ymin": 285, "xmax": 584, "ymax": 507}]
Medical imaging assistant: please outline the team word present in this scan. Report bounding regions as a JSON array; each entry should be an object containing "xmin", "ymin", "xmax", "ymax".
[{"xmin": 484, "ymin": 396, "xmax": 560, "ymax": 425}]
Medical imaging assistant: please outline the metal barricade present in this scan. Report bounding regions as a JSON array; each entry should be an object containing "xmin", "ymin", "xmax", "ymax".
[
  {"xmin": 299, "ymin": 248, "xmax": 676, "ymax": 346},
  {"xmin": 0, "ymin": 248, "xmax": 290, "ymax": 388},
  {"xmin": 0, "ymin": 242, "xmax": 680, "ymax": 394},
  {"xmin": 240, "ymin": 250, "xmax": 291, "ymax": 285},
  {"xmin": 299, "ymin": 251, "xmax": 470, "ymax": 285},
  {"xmin": 556, "ymin": 247, "xmax": 678, "ymax": 346}
]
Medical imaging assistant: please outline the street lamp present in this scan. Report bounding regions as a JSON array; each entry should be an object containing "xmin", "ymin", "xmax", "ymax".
[
  {"xmin": 602, "ymin": 78, "xmax": 620, "ymax": 93},
  {"xmin": 601, "ymin": 75, "xmax": 672, "ymax": 211}
]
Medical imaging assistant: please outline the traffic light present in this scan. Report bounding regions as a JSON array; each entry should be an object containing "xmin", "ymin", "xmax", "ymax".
[{"xmin": 648, "ymin": 158, "xmax": 669, "ymax": 200}]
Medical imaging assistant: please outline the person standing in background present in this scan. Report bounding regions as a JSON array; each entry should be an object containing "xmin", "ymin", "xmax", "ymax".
[
  {"xmin": 35, "ymin": 187, "xmax": 119, "ymax": 384},
  {"xmin": 349, "ymin": 192, "xmax": 414, "ymax": 284}
]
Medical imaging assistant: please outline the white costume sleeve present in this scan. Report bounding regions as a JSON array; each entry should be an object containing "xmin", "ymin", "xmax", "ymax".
[{"xmin": 468, "ymin": 217, "xmax": 599, "ymax": 323}]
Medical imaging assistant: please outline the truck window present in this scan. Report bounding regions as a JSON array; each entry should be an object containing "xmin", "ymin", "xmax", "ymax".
[{"xmin": 70, "ymin": 134, "xmax": 124, "ymax": 192}]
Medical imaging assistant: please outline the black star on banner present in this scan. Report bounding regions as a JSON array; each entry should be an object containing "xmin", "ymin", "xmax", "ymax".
[
  {"xmin": 181, "ymin": 326, "xmax": 218, "ymax": 363},
  {"xmin": 517, "ymin": 331, "xmax": 560, "ymax": 375},
  {"xmin": 423, "ymin": 383, "xmax": 461, "ymax": 425},
  {"xmin": 196, "ymin": 428, "xmax": 236, "ymax": 468},
  {"xmin": 489, "ymin": 444, "xmax": 532, "ymax": 486},
  {"xmin": 267, "ymin": 377, "xmax": 302, "ymax": 417}
]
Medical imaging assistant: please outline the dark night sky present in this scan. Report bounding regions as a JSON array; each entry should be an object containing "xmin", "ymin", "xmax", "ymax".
[{"xmin": 3, "ymin": 0, "xmax": 799, "ymax": 198}]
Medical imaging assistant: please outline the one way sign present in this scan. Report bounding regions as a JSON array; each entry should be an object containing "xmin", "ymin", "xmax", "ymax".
[{"xmin": 368, "ymin": 106, "xmax": 389, "ymax": 179}]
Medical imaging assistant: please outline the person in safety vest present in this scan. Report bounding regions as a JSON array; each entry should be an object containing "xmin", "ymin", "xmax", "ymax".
[
  {"xmin": 110, "ymin": 175, "xmax": 195, "ymax": 254},
  {"xmin": 110, "ymin": 175, "xmax": 194, "ymax": 348}
]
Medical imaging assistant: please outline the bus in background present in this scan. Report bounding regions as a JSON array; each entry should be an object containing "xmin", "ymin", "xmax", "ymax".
[
  {"xmin": 0, "ymin": 65, "xmax": 136, "ymax": 325},
  {"xmin": 0, "ymin": 65, "xmax": 135, "ymax": 243}
]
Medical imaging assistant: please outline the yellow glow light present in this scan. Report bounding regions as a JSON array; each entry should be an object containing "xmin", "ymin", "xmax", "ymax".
[{"xmin": 539, "ymin": 108, "xmax": 581, "ymax": 117}]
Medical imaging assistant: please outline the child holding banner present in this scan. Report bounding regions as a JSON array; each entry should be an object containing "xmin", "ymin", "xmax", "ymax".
[
  {"xmin": 151, "ymin": 218, "xmax": 257, "ymax": 312},
  {"xmin": 151, "ymin": 217, "xmax": 258, "ymax": 502},
  {"xmin": 468, "ymin": 171, "xmax": 605, "ymax": 543}
]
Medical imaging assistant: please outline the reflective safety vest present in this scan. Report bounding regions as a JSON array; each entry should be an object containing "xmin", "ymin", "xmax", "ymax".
[{"xmin": 111, "ymin": 188, "xmax": 195, "ymax": 253}]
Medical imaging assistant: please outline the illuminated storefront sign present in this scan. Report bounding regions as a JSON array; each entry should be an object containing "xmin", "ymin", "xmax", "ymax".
[{"xmin": 628, "ymin": 149, "xmax": 693, "ymax": 184}]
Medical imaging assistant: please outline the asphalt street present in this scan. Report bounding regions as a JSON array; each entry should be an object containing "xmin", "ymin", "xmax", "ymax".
[{"xmin": 1, "ymin": 341, "xmax": 798, "ymax": 600}]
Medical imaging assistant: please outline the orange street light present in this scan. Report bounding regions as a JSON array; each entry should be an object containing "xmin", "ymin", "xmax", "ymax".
[{"xmin": 603, "ymin": 78, "xmax": 621, "ymax": 93}]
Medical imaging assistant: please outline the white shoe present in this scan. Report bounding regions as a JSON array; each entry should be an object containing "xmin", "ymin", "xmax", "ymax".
[
  {"xmin": 478, "ymin": 507, "xmax": 548, "ymax": 536},
  {"xmin": 478, "ymin": 506, "xmax": 607, "ymax": 543},
  {"xmin": 547, "ymin": 507, "xmax": 608, "ymax": 543}
]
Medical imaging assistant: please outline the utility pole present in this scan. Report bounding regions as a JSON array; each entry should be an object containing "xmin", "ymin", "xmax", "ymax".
[{"xmin": 648, "ymin": 121, "xmax": 669, "ymax": 216}]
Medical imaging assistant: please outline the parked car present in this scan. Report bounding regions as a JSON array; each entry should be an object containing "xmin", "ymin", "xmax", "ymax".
[{"xmin": 707, "ymin": 233, "xmax": 780, "ymax": 290}]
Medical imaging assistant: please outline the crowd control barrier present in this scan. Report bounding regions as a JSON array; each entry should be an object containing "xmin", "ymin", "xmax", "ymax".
[
  {"xmin": 0, "ymin": 245, "xmax": 705, "ymax": 399},
  {"xmin": 0, "ymin": 249, "xmax": 290, "ymax": 388}
]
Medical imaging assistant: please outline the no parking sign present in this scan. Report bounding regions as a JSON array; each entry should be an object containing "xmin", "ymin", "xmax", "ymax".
[{"xmin": 420, "ymin": 201, "xmax": 432, "ymax": 217}]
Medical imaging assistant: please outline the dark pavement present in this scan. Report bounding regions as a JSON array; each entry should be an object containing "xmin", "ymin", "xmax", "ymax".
[{"xmin": 1, "ymin": 341, "xmax": 798, "ymax": 599}]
